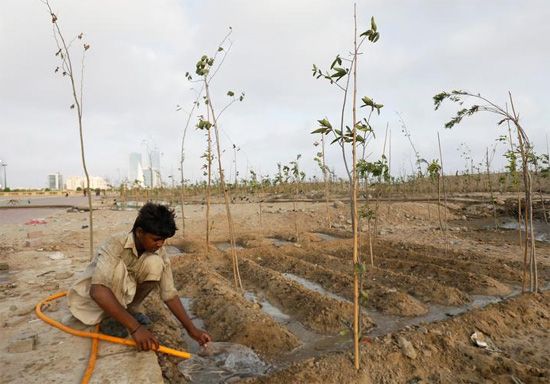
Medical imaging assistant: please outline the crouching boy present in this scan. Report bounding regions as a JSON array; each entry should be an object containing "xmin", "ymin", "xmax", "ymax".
[{"xmin": 68, "ymin": 202, "xmax": 210, "ymax": 351}]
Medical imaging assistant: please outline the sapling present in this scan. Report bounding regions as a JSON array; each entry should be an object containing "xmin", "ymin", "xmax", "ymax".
[
  {"xmin": 43, "ymin": 0, "xmax": 94, "ymax": 260},
  {"xmin": 427, "ymin": 159, "xmax": 443, "ymax": 231},
  {"xmin": 196, "ymin": 116, "xmax": 213, "ymax": 252},
  {"xmin": 314, "ymin": 135, "xmax": 332, "ymax": 227},
  {"xmin": 434, "ymin": 90, "xmax": 538, "ymax": 292},
  {"xmin": 311, "ymin": 6, "xmax": 382, "ymax": 369},
  {"xmin": 190, "ymin": 30, "xmax": 245, "ymax": 289}
]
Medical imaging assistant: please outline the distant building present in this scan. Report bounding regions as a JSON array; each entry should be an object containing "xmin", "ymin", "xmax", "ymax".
[
  {"xmin": 128, "ymin": 150, "xmax": 161, "ymax": 188},
  {"xmin": 65, "ymin": 176, "xmax": 109, "ymax": 190},
  {"xmin": 48, "ymin": 173, "xmax": 63, "ymax": 190},
  {"xmin": 143, "ymin": 149, "xmax": 162, "ymax": 188},
  {"xmin": 128, "ymin": 152, "xmax": 144, "ymax": 187}
]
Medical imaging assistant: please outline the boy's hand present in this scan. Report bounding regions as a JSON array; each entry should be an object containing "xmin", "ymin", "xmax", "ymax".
[
  {"xmin": 131, "ymin": 326, "xmax": 159, "ymax": 351},
  {"xmin": 189, "ymin": 327, "xmax": 212, "ymax": 347}
]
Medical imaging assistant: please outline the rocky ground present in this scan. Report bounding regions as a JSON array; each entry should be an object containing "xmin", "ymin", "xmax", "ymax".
[{"xmin": 0, "ymin": 194, "xmax": 549, "ymax": 383}]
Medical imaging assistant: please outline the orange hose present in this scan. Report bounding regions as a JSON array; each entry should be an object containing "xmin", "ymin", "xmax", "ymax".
[
  {"xmin": 35, "ymin": 291, "xmax": 191, "ymax": 383},
  {"xmin": 82, "ymin": 325, "xmax": 99, "ymax": 384}
]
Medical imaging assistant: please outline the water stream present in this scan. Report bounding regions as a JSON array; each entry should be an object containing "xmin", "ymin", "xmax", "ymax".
[
  {"xmin": 178, "ymin": 298, "xmax": 270, "ymax": 383},
  {"xmin": 313, "ymin": 232, "xmax": 341, "ymax": 241},
  {"xmin": 215, "ymin": 242, "xmax": 245, "ymax": 252},
  {"xmin": 176, "ymin": 275, "xmax": 532, "ymax": 382},
  {"xmin": 465, "ymin": 217, "xmax": 550, "ymax": 243}
]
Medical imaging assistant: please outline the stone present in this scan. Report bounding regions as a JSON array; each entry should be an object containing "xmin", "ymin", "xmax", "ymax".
[
  {"xmin": 8, "ymin": 332, "xmax": 37, "ymax": 353},
  {"xmin": 398, "ymin": 336, "xmax": 417, "ymax": 359},
  {"xmin": 333, "ymin": 201, "xmax": 345, "ymax": 208},
  {"xmin": 54, "ymin": 271, "xmax": 74, "ymax": 280},
  {"xmin": 48, "ymin": 252, "xmax": 65, "ymax": 260}
]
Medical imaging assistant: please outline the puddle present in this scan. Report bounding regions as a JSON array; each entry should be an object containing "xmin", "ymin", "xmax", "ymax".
[
  {"xmin": 269, "ymin": 238, "xmax": 295, "ymax": 247},
  {"xmin": 178, "ymin": 342, "xmax": 269, "ymax": 383},
  {"xmin": 178, "ymin": 298, "xmax": 270, "ymax": 383},
  {"xmin": 282, "ymin": 273, "xmax": 348, "ymax": 302},
  {"xmin": 0, "ymin": 270, "xmax": 10, "ymax": 284},
  {"xmin": 313, "ymin": 232, "xmax": 340, "ymax": 241},
  {"xmin": 280, "ymin": 273, "xmax": 526, "ymax": 341},
  {"xmin": 365, "ymin": 291, "xmax": 519, "ymax": 337},
  {"xmin": 244, "ymin": 291, "xmax": 290, "ymax": 322},
  {"xmin": 466, "ymin": 217, "xmax": 550, "ymax": 243},
  {"xmin": 242, "ymin": 289, "xmax": 350, "ymax": 365},
  {"xmin": 215, "ymin": 242, "xmax": 245, "ymax": 252},
  {"xmin": 165, "ymin": 245, "xmax": 185, "ymax": 256}
]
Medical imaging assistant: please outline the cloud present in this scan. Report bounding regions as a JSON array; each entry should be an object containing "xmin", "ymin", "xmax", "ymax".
[{"xmin": 0, "ymin": 0, "xmax": 549, "ymax": 188}]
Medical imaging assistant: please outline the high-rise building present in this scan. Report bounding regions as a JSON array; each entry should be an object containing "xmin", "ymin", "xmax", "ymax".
[
  {"xmin": 129, "ymin": 152, "xmax": 144, "ymax": 188},
  {"xmin": 48, "ymin": 173, "xmax": 63, "ymax": 190},
  {"xmin": 142, "ymin": 149, "xmax": 162, "ymax": 188}
]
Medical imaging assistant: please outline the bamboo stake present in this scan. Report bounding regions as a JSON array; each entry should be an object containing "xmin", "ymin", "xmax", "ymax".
[{"xmin": 351, "ymin": 4, "xmax": 360, "ymax": 370}]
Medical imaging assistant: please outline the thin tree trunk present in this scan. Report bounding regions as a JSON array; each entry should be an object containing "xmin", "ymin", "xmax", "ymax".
[
  {"xmin": 486, "ymin": 147, "xmax": 497, "ymax": 229},
  {"xmin": 47, "ymin": 3, "xmax": 94, "ymax": 260},
  {"xmin": 205, "ymin": 126, "xmax": 212, "ymax": 254},
  {"xmin": 205, "ymin": 80, "xmax": 243, "ymax": 290},
  {"xmin": 322, "ymin": 134, "xmax": 331, "ymax": 228},
  {"xmin": 351, "ymin": 5, "xmax": 360, "ymax": 370},
  {"xmin": 437, "ymin": 132, "xmax": 448, "ymax": 255}
]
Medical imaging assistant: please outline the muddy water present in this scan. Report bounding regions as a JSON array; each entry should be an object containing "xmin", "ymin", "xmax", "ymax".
[
  {"xmin": 313, "ymin": 232, "xmax": 340, "ymax": 241},
  {"xmin": 464, "ymin": 217, "xmax": 550, "ymax": 243},
  {"xmin": 242, "ymin": 289, "xmax": 351, "ymax": 364},
  {"xmin": 165, "ymin": 245, "xmax": 185, "ymax": 256},
  {"xmin": 177, "ymin": 273, "xmax": 531, "ymax": 381},
  {"xmin": 0, "ymin": 270, "xmax": 10, "ymax": 284},
  {"xmin": 178, "ymin": 298, "xmax": 270, "ymax": 383},
  {"xmin": 282, "ymin": 273, "xmax": 348, "ymax": 303},
  {"xmin": 269, "ymin": 238, "xmax": 295, "ymax": 247},
  {"xmin": 279, "ymin": 273, "xmax": 523, "ymax": 340},
  {"xmin": 215, "ymin": 242, "xmax": 245, "ymax": 252}
]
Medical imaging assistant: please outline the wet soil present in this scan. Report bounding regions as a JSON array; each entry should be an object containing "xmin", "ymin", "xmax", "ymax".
[{"xmin": 1, "ymin": 196, "xmax": 549, "ymax": 384}]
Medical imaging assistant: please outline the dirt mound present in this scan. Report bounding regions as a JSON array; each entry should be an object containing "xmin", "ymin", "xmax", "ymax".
[
  {"xmin": 173, "ymin": 256, "xmax": 300, "ymax": 359},
  {"xmin": 246, "ymin": 291, "xmax": 550, "ymax": 384}
]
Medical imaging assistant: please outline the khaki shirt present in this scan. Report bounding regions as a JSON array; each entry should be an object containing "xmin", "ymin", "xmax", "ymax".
[{"xmin": 68, "ymin": 232, "xmax": 179, "ymax": 325}]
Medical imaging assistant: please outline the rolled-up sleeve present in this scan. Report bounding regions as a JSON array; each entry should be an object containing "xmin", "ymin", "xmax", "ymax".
[{"xmin": 159, "ymin": 258, "xmax": 179, "ymax": 302}]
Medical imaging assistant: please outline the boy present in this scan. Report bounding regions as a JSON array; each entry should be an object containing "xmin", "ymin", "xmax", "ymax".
[{"xmin": 68, "ymin": 203, "xmax": 211, "ymax": 351}]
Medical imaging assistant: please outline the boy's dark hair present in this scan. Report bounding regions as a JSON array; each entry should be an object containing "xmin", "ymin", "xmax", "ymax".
[{"xmin": 132, "ymin": 203, "xmax": 177, "ymax": 238}]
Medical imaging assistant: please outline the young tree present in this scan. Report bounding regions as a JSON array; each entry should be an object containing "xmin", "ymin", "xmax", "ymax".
[
  {"xmin": 43, "ymin": 0, "xmax": 94, "ymax": 260},
  {"xmin": 311, "ymin": 6, "xmax": 382, "ymax": 369},
  {"xmin": 434, "ymin": 90, "xmax": 538, "ymax": 292},
  {"xmin": 189, "ymin": 29, "xmax": 245, "ymax": 289}
]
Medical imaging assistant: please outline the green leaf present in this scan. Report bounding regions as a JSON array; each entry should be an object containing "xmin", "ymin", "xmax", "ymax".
[
  {"xmin": 227, "ymin": 91, "xmax": 235, "ymax": 97},
  {"xmin": 360, "ymin": 30, "xmax": 373, "ymax": 38},
  {"xmin": 371, "ymin": 16, "xmax": 377, "ymax": 32},
  {"xmin": 311, "ymin": 127, "xmax": 329, "ymax": 135},
  {"xmin": 330, "ymin": 55, "xmax": 342, "ymax": 69},
  {"xmin": 361, "ymin": 96, "xmax": 374, "ymax": 107},
  {"xmin": 318, "ymin": 118, "xmax": 333, "ymax": 129}
]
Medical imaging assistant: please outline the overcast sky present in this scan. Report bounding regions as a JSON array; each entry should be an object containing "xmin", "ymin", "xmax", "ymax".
[{"xmin": 1, "ymin": 0, "xmax": 549, "ymax": 188}]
